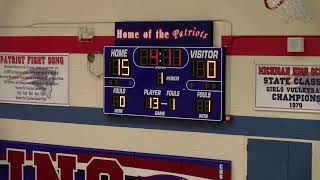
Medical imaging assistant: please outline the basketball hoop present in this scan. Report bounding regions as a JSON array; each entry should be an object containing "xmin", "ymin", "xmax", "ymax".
[{"xmin": 264, "ymin": 0, "xmax": 312, "ymax": 23}]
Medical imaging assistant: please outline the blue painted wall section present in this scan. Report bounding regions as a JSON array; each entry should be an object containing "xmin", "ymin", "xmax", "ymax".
[{"xmin": 0, "ymin": 103, "xmax": 319, "ymax": 140}]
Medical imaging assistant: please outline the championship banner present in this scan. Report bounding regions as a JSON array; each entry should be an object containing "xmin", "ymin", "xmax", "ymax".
[
  {"xmin": 0, "ymin": 53, "xmax": 69, "ymax": 106},
  {"xmin": 115, "ymin": 21, "xmax": 213, "ymax": 46},
  {"xmin": 0, "ymin": 140, "xmax": 232, "ymax": 180},
  {"xmin": 255, "ymin": 64, "xmax": 320, "ymax": 112}
]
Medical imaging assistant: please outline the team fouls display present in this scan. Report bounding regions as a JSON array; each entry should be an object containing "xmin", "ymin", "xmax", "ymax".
[{"xmin": 104, "ymin": 46, "xmax": 225, "ymax": 121}]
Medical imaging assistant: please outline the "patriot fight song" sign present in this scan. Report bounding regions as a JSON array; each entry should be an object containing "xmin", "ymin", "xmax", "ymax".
[{"xmin": 0, "ymin": 53, "xmax": 69, "ymax": 106}]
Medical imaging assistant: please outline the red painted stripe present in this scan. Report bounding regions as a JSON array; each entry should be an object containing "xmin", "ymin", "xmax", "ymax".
[
  {"xmin": 222, "ymin": 36, "xmax": 320, "ymax": 56},
  {"xmin": 0, "ymin": 36, "xmax": 115, "ymax": 53},
  {"xmin": 76, "ymin": 154, "xmax": 222, "ymax": 179},
  {"xmin": 77, "ymin": 154, "xmax": 134, "ymax": 167},
  {"xmin": 2, "ymin": 35, "xmax": 319, "ymax": 56}
]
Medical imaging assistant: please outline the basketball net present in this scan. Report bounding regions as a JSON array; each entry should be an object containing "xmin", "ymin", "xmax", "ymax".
[{"xmin": 264, "ymin": 0, "xmax": 312, "ymax": 23}]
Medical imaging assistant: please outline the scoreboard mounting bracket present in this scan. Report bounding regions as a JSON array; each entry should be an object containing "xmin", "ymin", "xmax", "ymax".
[{"xmin": 104, "ymin": 46, "xmax": 225, "ymax": 121}]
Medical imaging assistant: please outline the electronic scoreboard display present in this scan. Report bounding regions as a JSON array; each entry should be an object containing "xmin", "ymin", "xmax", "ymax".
[{"xmin": 104, "ymin": 46, "xmax": 225, "ymax": 121}]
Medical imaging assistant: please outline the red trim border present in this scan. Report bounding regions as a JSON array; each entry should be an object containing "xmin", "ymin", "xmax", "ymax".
[
  {"xmin": 1, "ymin": 36, "xmax": 320, "ymax": 56},
  {"xmin": 0, "ymin": 36, "xmax": 115, "ymax": 53},
  {"xmin": 222, "ymin": 36, "xmax": 320, "ymax": 56}
]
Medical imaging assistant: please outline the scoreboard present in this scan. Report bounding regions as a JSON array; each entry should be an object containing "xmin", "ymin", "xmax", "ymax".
[{"xmin": 104, "ymin": 46, "xmax": 225, "ymax": 121}]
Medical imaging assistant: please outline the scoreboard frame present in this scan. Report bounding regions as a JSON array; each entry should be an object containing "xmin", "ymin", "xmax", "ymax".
[{"xmin": 103, "ymin": 46, "xmax": 226, "ymax": 122}]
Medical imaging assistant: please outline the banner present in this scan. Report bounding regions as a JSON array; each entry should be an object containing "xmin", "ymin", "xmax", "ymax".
[
  {"xmin": 255, "ymin": 64, "xmax": 320, "ymax": 112},
  {"xmin": 0, "ymin": 140, "xmax": 232, "ymax": 180},
  {"xmin": 115, "ymin": 21, "xmax": 213, "ymax": 46},
  {"xmin": 0, "ymin": 53, "xmax": 69, "ymax": 106}
]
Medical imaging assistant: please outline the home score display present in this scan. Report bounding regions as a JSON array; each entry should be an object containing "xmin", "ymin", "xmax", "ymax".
[{"xmin": 104, "ymin": 46, "xmax": 225, "ymax": 121}]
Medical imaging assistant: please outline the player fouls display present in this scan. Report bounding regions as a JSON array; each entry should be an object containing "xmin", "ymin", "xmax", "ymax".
[{"xmin": 104, "ymin": 46, "xmax": 225, "ymax": 121}]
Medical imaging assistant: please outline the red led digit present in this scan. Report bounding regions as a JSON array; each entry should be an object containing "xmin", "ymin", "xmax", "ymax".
[
  {"xmin": 149, "ymin": 49, "xmax": 159, "ymax": 65},
  {"xmin": 139, "ymin": 49, "xmax": 149, "ymax": 66},
  {"xmin": 163, "ymin": 49, "xmax": 171, "ymax": 66},
  {"xmin": 178, "ymin": 49, "xmax": 182, "ymax": 66},
  {"xmin": 173, "ymin": 49, "xmax": 182, "ymax": 66}
]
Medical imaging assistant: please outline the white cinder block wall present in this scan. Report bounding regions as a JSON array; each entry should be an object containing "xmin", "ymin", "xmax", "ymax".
[{"xmin": 0, "ymin": 0, "xmax": 319, "ymax": 179}]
